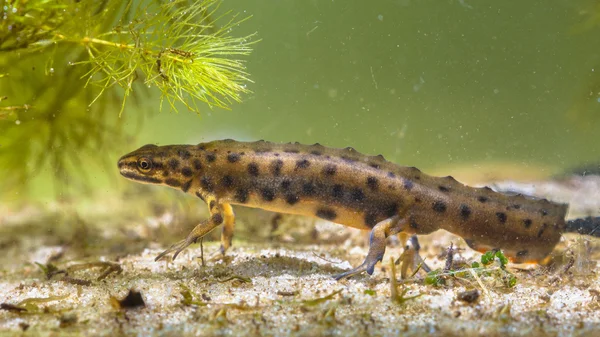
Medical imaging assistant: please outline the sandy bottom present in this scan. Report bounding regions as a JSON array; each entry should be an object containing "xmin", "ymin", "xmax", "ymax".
[{"xmin": 1, "ymin": 200, "xmax": 599, "ymax": 337}]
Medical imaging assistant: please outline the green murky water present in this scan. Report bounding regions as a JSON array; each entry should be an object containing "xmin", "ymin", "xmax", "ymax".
[
  {"xmin": 137, "ymin": 0, "xmax": 600, "ymax": 171},
  {"xmin": 3, "ymin": 0, "xmax": 600, "ymax": 201}
]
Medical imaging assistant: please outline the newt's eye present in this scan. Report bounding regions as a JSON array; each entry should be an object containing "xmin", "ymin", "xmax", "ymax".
[{"xmin": 137, "ymin": 158, "xmax": 152, "ymax": 173}]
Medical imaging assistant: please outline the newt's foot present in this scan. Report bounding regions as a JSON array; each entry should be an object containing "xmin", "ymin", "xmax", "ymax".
[
  {"xmin": 334, "ymin": 216, "xmax": 407, "ymax": 280},
  {"xmin": 333, "ymin": 261, "xmax": 374, "ymax": 280},
  {"xmin": 396, "ymin": 235, "xmax": 431, "ymax": 278},
  {"xmin": 155, "ymin": 238, "xmax": 194, "ymax": 262}
]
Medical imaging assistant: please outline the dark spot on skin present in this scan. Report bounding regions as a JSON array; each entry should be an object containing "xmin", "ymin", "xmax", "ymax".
[
  {"xmin": 316, "ymin": 208, "xmax": 337, "ymax": 221},
  {"xmin": 537, "ymin": 223, "xmax": 548, "ymax": 238},
  {"xmin": 523, "ymin": 219, "xmax": 533, "ymax": 228},
  {"xmin": 193, "ymin": 159, "xmax": 202, "ymax": 170},
  {"xmin": 310, "ymin": 150, "xmax": 322, "ymax": 156},
  {"xmin": 168, "ymin": 158, "xmax": 179, "ymax": 170},
  {"xmin": 302, "ymin": 182, "xmax": 316, "ymax": 195},
  {"xmin": 511, "ymin": 204, "xmax": 521, "ymax": 210},
  {"xmin": 432, "ymin": 200, "xmax": 447, "ymax": 213},
  {"xmin": 181, "ymin": 180, "xmax": 192, "ymax": 193},
  {"xmin": 152, "ymin": 161, "xmax": 164, "ymax": 169},
  {"xmin": 178, "ymin": 150, "xmax": 191, "ymax": 160},
  {"xmin": 516, "ymin": 250, "xmax": 529, "ymax": 257},
  {"xmin": 195, "ymin": 191, "xmax": 205, "ymax": 201},
  {"xmin": 197, "ymin": 145, "xmax": 206, "ymax": 150},
  {"xmin": 274, "ymin": 153, "xmax": 280, "ymax": 157},
  {"xmin": 261, "ymin": 188, "xmax": 275, "ymax": 201},
  {"xmin": 383, "ymin": 203, "xmax": 399, "ymax": 217},
  {"xmin": 227, "ymin": 153, "xmax": 241, "ymax": 163},
  {"xmin": 369, "ymin": 163, "xmax": 380, "ymax": 169},
  {"xmin": 388, "ymin": 172, "xmax": 396, "ymax": 178},
  {"xmin": 414, "ymin": 197, "xmax": 422, "ymax": 203},
  {"xmin": 235, "ymin": 188, "xmax": 249, "ymax": 203},
  {"xmin": 221, "ymin": 175, "xmax": 234, "ymax": 188},
  {"xmin": 341, "ymin": 155, "xmax": 355, "ymax": 162},
  {"xmin": 350, "ymin": 188, "xmax": 365, "ymax": 202},
  {"xmin": 366, "ymin": 176, "xmax": 379, "ymax": 191},
  {"xmin": 540, "ymin": 209, "xmax": 548, "ymax": 216},
  {"xmin": 323, "ymin": 165, "xmax": 337, "ymax": 176},
  {"xmin": 165, "ymin": 178, "xmax": 181, "ymax": 187},
  {"xmin": 478, "ymin": 196, "xmax": 488, "ymax": 203},
  {"xmin": 410, "ymin": 218, "xmax": 419, "ymax": 229},
  {"xmin": 496, "ymin": 212, "xmax": 507, "ymax": 224},
  {"xmin": 295, "ymin": 159, "xmax": 311, "ymax": 169},
  {"xmin": 285, "ymin": 194, "xmax": 299, "ymax": 205},
  {"xmin": 247, "ymin": 163, "xmax": 259, "ymax": 176},
  {"xmin": 460, "ymin": 204, "xmax": 471, "ymax": 220},
  {"xmin": 209, "ymin": 200, "xmax": 216, "ymax": 209},
  {"xmin": 270, "ymin": 159, "xmax": 283, "ymax": 176},
  {"xmin": 206, "ymin": 153, "xmax": 216, "ymax": 162},
  {"xmin": 414, "ymin": 175, "xmax": 421, "ymax": 180},
  {"xmin": 281, "ymin": 179, "xmax": 292, "ymax": 189},
  {"xmin": 438, "ymin": 185, "xmax": 450, "ymax": 192},
  {"xmin": 403, "ymin": 179, "xmax": 414, "ymax": 191},
  {"xmin": 181, "ymin": 167, "xmax": 193, "ymax": 177},
  {"xmin": 201, "ymin": 176, "xmax": 214, "ymax": 192},
  {"xmin": 162, "ymin": 171, "xmax": 169, "ymax": 177},
  {"xmin": 331, "ymin": 184, "xmax": 344, "ymax": 199},
  {"xmin": 364, "ymin": 212, "xmax": 378, "ymax": 227},
  {"xmin": 284, "ymin": 148, "xmax": 299, "ymax": 153},
  {"xmin": 212, "ymin": 214, "xmax": 223, "ymax": 224}
]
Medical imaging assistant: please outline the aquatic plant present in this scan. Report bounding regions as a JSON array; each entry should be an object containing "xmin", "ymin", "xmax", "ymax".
[{"xmin": 0, "ymin": 0, "xmax": 255, "ymax": 199}]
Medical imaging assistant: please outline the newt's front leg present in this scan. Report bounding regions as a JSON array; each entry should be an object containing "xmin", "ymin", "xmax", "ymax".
[{"xmin": 155, "ymin": 194, "xmax": 231, "ymax": 261}]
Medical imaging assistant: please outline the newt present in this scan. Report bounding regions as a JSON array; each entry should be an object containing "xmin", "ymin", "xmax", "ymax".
[{"xmin": 117, "ymin": 139, "xmax": 600, "ymax": 279}]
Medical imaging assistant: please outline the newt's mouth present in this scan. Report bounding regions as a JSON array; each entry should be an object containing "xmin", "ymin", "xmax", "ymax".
[{"xmin": 119, "ymin": 170, "xmax": 163, "ymax": 184}]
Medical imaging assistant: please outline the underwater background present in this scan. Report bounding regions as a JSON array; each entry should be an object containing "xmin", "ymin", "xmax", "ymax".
[
  {"xmin": 2, "ymin": 2, "xmax": 600, "ymax": 336},
  {"xmin": 1, "ymin": 0, "xmax": 600, "ymax": 201}
]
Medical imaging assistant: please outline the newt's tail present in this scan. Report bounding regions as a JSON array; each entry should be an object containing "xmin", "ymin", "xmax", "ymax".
[{"xmin": 565, "ymin": 217, "xmax": 600, "ymax": 237}]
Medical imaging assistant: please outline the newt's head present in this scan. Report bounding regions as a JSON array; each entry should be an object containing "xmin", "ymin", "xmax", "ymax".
[
  {"xmin": 118, "ymin": 144, "xmax": 201, "ymax": 193},
  {"xmin": 117, "ymin": 144, "xmax": 166, "ymax": 185}
]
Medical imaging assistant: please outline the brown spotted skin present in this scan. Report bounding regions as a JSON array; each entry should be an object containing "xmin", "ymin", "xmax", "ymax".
[{"xmin": 118, "ymin": 139, "xmax": 568, "ymax": 270}]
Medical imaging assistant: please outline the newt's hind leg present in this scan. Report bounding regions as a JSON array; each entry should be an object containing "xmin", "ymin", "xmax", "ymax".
[
  {"xmin": 334, "ymin": 216, "xmax": 408, "ymax": 280},
  {"xmin": 397, "ymin": 234, "xmax": 431, "ymax": 278}
]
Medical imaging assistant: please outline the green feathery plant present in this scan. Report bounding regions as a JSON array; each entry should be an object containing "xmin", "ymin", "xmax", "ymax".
[
  {"xmin": 72, "ymin": 0, "xmax": 255, "ymax": 114},
  {"xmin": 0, "ymin": 0, "xmax": 256, "ymax": 200}
]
